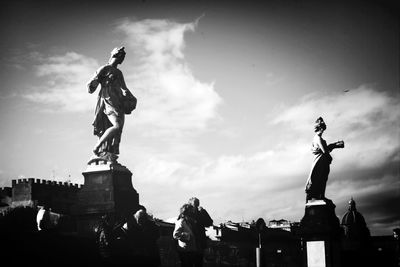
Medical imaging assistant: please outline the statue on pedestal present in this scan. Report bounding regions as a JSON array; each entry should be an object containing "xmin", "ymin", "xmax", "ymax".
[
  {"xmin": 305, "ymin": 117, "xmax": 344, "ymax": 202},
  {"xmin": 87, "ymin": 47, "xmax": 137, "ymax": 164}
]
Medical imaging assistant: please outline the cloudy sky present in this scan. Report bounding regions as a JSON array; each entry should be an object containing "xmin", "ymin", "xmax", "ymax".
[{"xmin": 0, "ymin": 0, "xmax": 398, "ymax": 235}]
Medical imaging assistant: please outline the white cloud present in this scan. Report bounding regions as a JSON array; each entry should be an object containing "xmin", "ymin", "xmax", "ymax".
[
  {"xmin": 21, "ymin": 18, "xmax": 221, "ymax": 137},
  {"xmin": 131, "ymin": 140, "xmax": 311, "ymax": 223},
  {"xmin": 23, "ymin": 52, "xmax": 99, "ymax": 112},
  {"xmin": 116, "ymin": 18, "xmax": 222, "ymax": 135},
  {"xmin": 272, "ymin": 86, "xmax": 400, "ymax": 170},
  {"xmin": 133, "ymin": 86, "xmax": 399, "ymax": 225}
]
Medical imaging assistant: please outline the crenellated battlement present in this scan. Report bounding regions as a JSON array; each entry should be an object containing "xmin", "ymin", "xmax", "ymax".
[
  {"xmin": 11, "ymin": 178, "xmax": 81, "ymax": 189},
  {"xmin": 8, "ymin": 177, "xmax": 83, "ymax": 215}
]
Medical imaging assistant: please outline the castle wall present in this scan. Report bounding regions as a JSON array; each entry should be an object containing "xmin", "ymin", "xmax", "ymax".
[{"xmin": 10, "ymin": 178, "xmax": 82, "ymax": 215}]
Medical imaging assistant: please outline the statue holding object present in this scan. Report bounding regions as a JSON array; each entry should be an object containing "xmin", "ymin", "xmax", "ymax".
[
  {"xmin": 305, "ymin": 117, "xmax": 344, "ymax": 202},
  {"xmin": 87, "ymin": 47, "xmax": 137, "ymax": 164}
]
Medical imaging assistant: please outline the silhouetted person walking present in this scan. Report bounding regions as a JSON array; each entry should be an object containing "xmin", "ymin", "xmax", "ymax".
[
  {"xmin": 188, "ymin": 197, "xmax": 213, "ymax": 266},
  {"xmin": 124, "ymin": 206, "xmax": 161, "ymax": 267},
  {"xmin": 174, "ymin": 203, "xmax": 204, "ymax": 267}
]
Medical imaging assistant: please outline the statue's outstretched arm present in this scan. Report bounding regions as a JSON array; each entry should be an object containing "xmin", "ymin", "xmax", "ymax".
[{"xmin": 328, "ymin": 140, "xmax": 345, "ymax": 151}]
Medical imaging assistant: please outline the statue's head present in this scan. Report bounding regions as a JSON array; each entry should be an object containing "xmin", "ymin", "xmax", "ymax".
[
  {"xmin": 314, "ymin": 117, "xmax": 327, "ymax": 133},
  {"xmin": 109, "ymin": 46, "xmax": 126, "ymax": 64}
]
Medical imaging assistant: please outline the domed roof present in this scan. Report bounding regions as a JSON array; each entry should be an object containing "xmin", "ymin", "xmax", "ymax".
[
  {"xmin": 341, "ymin": 198, "xmax": 367, "ymax": 226},
  {"xmin": 341, "ymin": 198, "xmax": 370, "ymax": 239}
]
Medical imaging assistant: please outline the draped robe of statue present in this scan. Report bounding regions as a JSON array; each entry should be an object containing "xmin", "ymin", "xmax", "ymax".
[
  {"xmin": 88, "ymin": 65, "xmax": 126, "ymax": 156},
  {"xmin": 305, "ymin": 136, "xmax": 333, "ymax": 200}
]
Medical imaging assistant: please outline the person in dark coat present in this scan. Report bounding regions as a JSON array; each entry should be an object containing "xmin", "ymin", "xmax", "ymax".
[
  {"xmin": 188, "ymin": 197, "xmax": 213, "ymax": 266},
  {"xmin": 173, "ymin": 203, "xmax": 203, "ymax": 267},
  {"xmin": 95, "ymin": 213, "xmax": 129, "ymax": 266},
  {"xmin": 125, "ymin": 206, "xmax": 161, "ymax": 267}
]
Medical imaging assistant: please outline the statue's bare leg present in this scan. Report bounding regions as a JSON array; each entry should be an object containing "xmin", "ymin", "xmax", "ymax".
[{"xmin": 93, "ymin": 113, "xmax": 124, "ymax": 155}]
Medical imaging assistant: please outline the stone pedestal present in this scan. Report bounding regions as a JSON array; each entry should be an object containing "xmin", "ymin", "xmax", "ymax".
[
  {"xmin": 300, "ymin": 200, "xmax": 342, "ymax": 267},
  {"xmin": 73, "ymin": 160, "xmax": 139, "ymax": 237}
]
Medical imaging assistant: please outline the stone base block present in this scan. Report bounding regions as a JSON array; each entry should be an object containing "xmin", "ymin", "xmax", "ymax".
[
  {"xmin": 300, "ymin": 199, "xmax": 342, "ymax": 267},
  {"xmin": 73, "ymin": 161, "xmax": 139, "ymax": 237}
]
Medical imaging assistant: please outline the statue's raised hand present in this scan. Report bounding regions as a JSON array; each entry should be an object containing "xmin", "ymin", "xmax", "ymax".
[{"xmin": 335, "ymin": 140, "xmax": 344, "ymax": 148}]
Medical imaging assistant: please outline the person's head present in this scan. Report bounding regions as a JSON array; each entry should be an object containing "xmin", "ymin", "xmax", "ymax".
[
  {"xmin": 188, "ymin": 197, "xmax": 200, "ymax": 209},
  {"xmin": 132, "ymin": 205, "xmax": 147, "ymax": 224},
  {"xmin": 314, "ymin": 117, "xmax": 327, "ymax": 134},
  {"xmin": 137, "ymin": 205, "xmax": 147, "ymax": 213},
  {"xmin": 134, "ymin": 209, "xmax": 147, "ymax": 226},
  {"xmin": 109, "ymin": 46, "xmax": 126, "ymax": 65}
]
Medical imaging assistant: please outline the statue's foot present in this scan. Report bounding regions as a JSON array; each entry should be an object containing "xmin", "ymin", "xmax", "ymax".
[
  {"xmin": 308, "ymin": 198, "xmax": 318, "ymax": 203},
  {"xmin": 87, "ymin": 154, "xmax": 99, "ymax": 165},
  {"xmin": 93, "ymin": 146, "xmax": 100, "ymax": 156}
]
